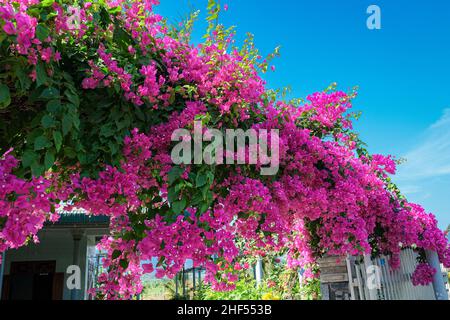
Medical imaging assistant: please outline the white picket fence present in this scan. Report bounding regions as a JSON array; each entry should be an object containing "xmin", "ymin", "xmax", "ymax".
[{"xmin": 347, "ymin": 249, "xmax": 440, "ymax": 300}]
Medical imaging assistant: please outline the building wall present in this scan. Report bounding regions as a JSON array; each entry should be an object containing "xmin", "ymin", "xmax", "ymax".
[{"xmin": 4, "ymin": 227, "xmax": 107, "ymax": 300}]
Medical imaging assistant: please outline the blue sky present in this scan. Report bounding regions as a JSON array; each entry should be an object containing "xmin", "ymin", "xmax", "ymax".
[{"xmin": 155, "ymin": 0, "xmax": 450, "ymax": 229}]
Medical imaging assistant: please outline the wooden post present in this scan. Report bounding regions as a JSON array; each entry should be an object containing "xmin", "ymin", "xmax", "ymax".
[
  {"xmin": 193, "ymin": 267, "xmax": 196, "ymax": 292},
  {"xmin": 318, "ymin": 255, "xmax": 351, "ymax": 300},
  {"xmin": 346, "ymin": 255, "xmax": 356, "ymax": 300},
  {"xmin": 175, "ymin": 273, "xmax": 179, "ymax": 297},
  {"xmin": 182, "ymin": 266, "xmax": 186, "ymax": 298},
  {"xmin": 363, "ymin": 254, "xmax": 378, "ymax": 300}
]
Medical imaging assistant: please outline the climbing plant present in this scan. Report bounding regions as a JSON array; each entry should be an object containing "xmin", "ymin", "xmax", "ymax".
[{"xmin": 1, "ymin": 0, "xmax": 449, "ymax": 299}]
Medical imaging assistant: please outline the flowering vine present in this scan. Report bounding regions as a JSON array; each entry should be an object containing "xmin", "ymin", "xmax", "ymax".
[
  {"xmin": 0, "ymin": 0, "xmax": 449, "ymax": 299},
  {"xmin": 411, "ymin": 263, "xmax": 436, "ymax": 287}
]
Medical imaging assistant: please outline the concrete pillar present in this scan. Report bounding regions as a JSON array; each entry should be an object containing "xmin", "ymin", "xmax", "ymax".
[
  {"xmin": 0, "ymin": 252, "xmax": 5, "ymax": 299},
  {"xmin": 71, "ymin": 230, "xmax": 83, "ymax": 300},
  {"xmin": 255, "ymin": 258, "xmax": 263, "ymax": 286},
  {"xmin": 425, "ymin": 250, "xmax": 449, "ymax": 300}
]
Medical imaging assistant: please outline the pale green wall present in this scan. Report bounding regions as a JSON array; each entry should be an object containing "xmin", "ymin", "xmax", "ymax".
[{"xmin": 4, "ymin": 228, "xmax": 107, "ymax": 300}]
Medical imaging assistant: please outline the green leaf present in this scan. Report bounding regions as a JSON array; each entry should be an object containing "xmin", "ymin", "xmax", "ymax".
[
  {"xmin": 72, "ymin": 115, "xmax": 80, "ymax": 130},
  {"xmin": 0, "ymin": 84, "xmax": 11, "ymax": 109},
  {"xmin": 46, "ymin": 99, "xmax": 61, "ymax": 113},
  {"xmin": 53, "ymin": 131, "xmax": 62, "ymax": 152},
  {"xmin": 44, "ymin": 150, "xmax": 55, "ymax": 169},
  {"xmin": 156, "ymin": 256, "xmax": 165, "ymax": 267},
  {"xmin": 77, "ymin": 152, "xmax": 87, "ymax": 165},
  {"xmin": 40, "ymin": 87, "xmax": 60, "ymax": 99},
  {"xmin": 202, "ymin": 185, "xmax": 213, "ymax": 199},
  {"xmin": 199, "ymin": 201, "xmax": 210, "ymax": 214},
  {"xmin": 119, "ymin": 259, "xmax": 129, "ymax": 269},
  {"xmin": 112, "ymin": 249, "xmax": 121, "ymax": 260},
  {"xmin": 31, "ymin": 162, "xmax": 44, "ymax": 177},
  {"xmin": 99, "ymin": 124, "xmax": 114, "ymax": 137},
  {"xmin": 34, "ymin": 135, "xmax": 52, "ymax": 150},
  {"xmin": 113, "ymin": 21, "xmax": 133, "ymax": 51},
  {"xmin": 190, "ymin": 192, "xmax": 203, "ymax": 206},
  {"xmin": 172, "ymin": 198, "xmax": 187, "ymax": 215},
  {"xmin": 36, "ymin": 24, "xmax": 50, "ymax": 42},
  {"xmin": 168, "ymin": 166, "xmax": 184, "ymax": 185},
  {"xmin": 13, "ymin": 64, "xmax": 32, "ymax": 91},
  {"xmin": 207, "ymin": 0, "xmax": 216, "ymax": 10},
  {"xmin": 196, "ymin": 172, "xmax": 207, "ymax": 187},
  {"xmin": 64, "ymin": 147, "xmax": 76, "ymax": 159},
  {"xmin": 169, "ymin": 90, "xmax": 175, "ymax": 104},
  {"xmin": 167, "ymin": 186, "xmax": 180, "ymax": 203},
  {"xmin": 36, "ymin": 62, "xmax": 48, "ymax": 87},
  {"xmin": 206, "ymin": 171, "xmax": 214, "ymax": 184},
  {"xmin": 134, "ymin": 106, "xmax": 145, "ymax": 121},
  {"xmin": 99, "ymin": 7, "xmax": 112, "ymax": 28},
  {"xmin": 62, "ymin": 114, "xmax": 73, "ymax": 136},
  {"xmin": 22, "ymin": 150, "xmax": 37, "ymax": 168},
  {"xmin": 108, "ymin": 140, "xmax": 118, "ymax": 155},
  {"xmin": 64, "ymin": 90, "xmax": 79, "ymax": 107},
  {"xmin": 39, "ymin": 0, "xmax": 55, "ymax": 7},
  {"xmin": 41, "ymin": 114, "xmax": 55, "ymax": 128}
]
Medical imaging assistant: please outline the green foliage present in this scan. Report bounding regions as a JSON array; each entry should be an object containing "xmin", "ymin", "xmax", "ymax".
[
  {"xmin": 166, "ymin": 165, "xmax": 215, "ymax": 221},
  {"xmin": 0, "ymin": 83, "xmax": 11, "ymax": 109},
  {"xmin": 193, "ymin": 267, "xmax": 321, "ymax": 301},
  {"xmin": 0, "ymin": 0, "xmax": 284, "ymax": 186},
  {"xmin": 141, "ymin": 279, "xmax": 172, "ymax": 300},
  {"xmin": 194, "ymin": 272, "xmax": 264, "ymax": 300},
  {"xmin": 192, "ymin": 241, "xmax": 321, "ymax": 301},
  {"xmin": 0, "ymin": 1, "xmax": 176, "ymax": 179}
]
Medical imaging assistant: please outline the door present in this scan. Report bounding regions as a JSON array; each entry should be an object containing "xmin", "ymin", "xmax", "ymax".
[{"xmin": 7, "ymin": 261, "xmax": 56, "ymax": 300}]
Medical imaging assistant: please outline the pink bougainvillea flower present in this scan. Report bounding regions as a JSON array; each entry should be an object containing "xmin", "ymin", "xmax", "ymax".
[{"xmin": 3, "ymin": 21, "xmax": 16, "ymax": 34}]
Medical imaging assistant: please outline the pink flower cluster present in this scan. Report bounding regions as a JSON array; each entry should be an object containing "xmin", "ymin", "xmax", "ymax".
[
  {"xmin": 0, "ymin": 2, "xmax": 38, "ymax": 54},
  {"xmin": 411, "ymin": 263, "xmax": 436, "ymax": 286},
  {"xmin": 0, "ymin": 149, "xmax": 58, "ymax": 264},
  {"xmin": 303, "ymin": 91, "xmax": 353, "ymax": 129},
  {"xmin": 0, "ymin": 1, "xmax": 65, "ymax": 71}
]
